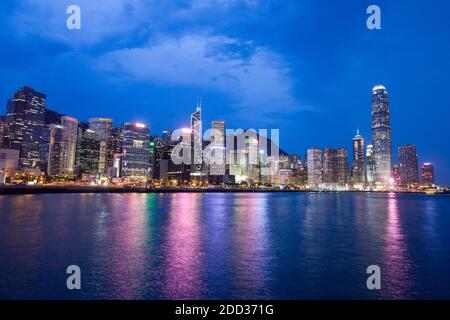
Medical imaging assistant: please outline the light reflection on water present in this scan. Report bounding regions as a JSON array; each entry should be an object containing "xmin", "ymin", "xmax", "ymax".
[{"xmin": 1, "ymin": 192, "xmax": 450, "ymax": 299}]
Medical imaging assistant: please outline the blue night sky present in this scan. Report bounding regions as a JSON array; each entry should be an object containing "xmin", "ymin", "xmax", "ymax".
[{"xmin": 0, "ymin": 0, "xmax": 449, "ymax": 183}]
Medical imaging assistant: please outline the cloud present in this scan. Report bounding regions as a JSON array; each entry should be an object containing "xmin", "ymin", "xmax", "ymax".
[{"xmin": 97, "ymin": 35, "xmax": 304, "ymax": 118}]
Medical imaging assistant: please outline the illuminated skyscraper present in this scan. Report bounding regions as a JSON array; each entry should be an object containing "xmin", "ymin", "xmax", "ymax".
[
  {"xmin": 398, "ymin": 144, "xmax": 419, "ymax": 185},
  {"xmin": 47, "ymin": 124, "xmax": 65, "ymax": 176},
  {"xmin": 209, "ymin": 120, "xmax": 226, "ymax": 181},
  {"xmin": 421, "ymin": 163, "xmax": 434, "ymax": 185},
  {"xmin": 371, "ymin": 85, "xmax": 392, "ymax": 187},
  {"xmin": 322, "ymin": 148, "xmax": 338, "ymax": 186},
  {"xmin": 88, "ymin": 118, "xmax": 113, "ymax": 175},
  {"xmin": 0, "ymin": 115, "xmax": 5, "ymax": 147},
  {"xmin": 61, "ymin": 116, "xmax": 79, "ymax": 176},
  {"xmin": 366, "ymin": 144, "xmax": 375, "ymax": 184},
  {"xmin": 336, "ymin": 147, "xmax": 350, "ymax": 187},
  {"xmin": 307, "ymin": 148, "xmax": 322, "ymax": 188},
  {"xmin": 351, "ymin": 130, "xmax": 366, "ymax": 186},
  {"xmin": 5, "ymin": 86, "xmax": 46, "ymax": 169},
  {"xmin": 190, "ymin": 100, "xmax": 204, "ymax": 180},
  {"xmin": 121, "ymin": 122, "xmax": 150, "ymax": 181},
  {"xmin": 76, "ymin": 129, "xmax": 101, "ymax": 176}
]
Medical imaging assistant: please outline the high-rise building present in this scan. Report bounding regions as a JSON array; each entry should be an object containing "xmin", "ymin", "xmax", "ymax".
[
  {"xmin": 0, "ymin": 115, "xmax": 6, "ymax": 147},
  {"xmin": 61, "ymin": 116, "xmax": 79, "ymax": 176},
  {"xmin": 322, "ymin": 148, "xmax": 338, "ymax": 186},
  {"xmin": 351, "ymin": 129, "xmax": 366, "ymax": 186},
  {"xmin": 307, "ymin": 148, "xmax": 322, "ymax": 188},
  {"xmin": 190, "ymin": 102, "xmax": 204, "ymax": 180},
  {"xmin": 366, "ymin": 144, "xmax": 375, "ymax": 184},
  {"xmin": 88, "ymin": 118, "xmax": 113, "ymax": 175},
  {"xmin": 336, "ymin": 148, "xmax": 350, "ymax": 187},
  {"xmin": 47, "ymin": 124, "xmax": 65, "ymax": 176},
  {"xmin": 421, "ymin": 163, "xmax": 435, "ymax": 185},
  {"xmin": 371, "ymin": 85, "xmax": 392, "ymax": 187},
  {"xmin": 76, "ymin": 129, "xmax": 101, "ymax": 176},
  {"xmin": 5, "ymin": 86, "xmax": 46, "ymax": 169},
  {"xmin": 121, "ymin": 122, "xmax": 150, "ymax": 182},
  {"xmin": 209, "ymin": 120, "xmax": 226, "ymax": 181},
  {"xmin": 398, "ymin": 144, "xmax": 419, "ymax": 185}
]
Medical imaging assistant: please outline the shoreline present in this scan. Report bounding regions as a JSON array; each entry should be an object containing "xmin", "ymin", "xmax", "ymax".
[{"xmin": 0, "ymin": 185, "xmax": 447, "ymax": 195}]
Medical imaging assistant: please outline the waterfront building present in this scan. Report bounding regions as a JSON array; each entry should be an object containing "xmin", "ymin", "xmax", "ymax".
[
  {"xmin": 371, "ymin": 85, "xmax": 392, "ymax": 187},
  {"xmin": 88, "ymin": 118, "xmax": 113, "ymax": 175},
  {"xmin": 366, "ymin": 144, "xmax": 376, "ymax": 185},
  {"xmin": 421, "ymin": 163, "xmax": 435, "ymax": 185},
  {"xmin": 398, "ymin": 144, "xmax": 419, "ymax": 185},
  {"xmin": 0, "ymin": 115, "xmax": 5, "ymax": 147},
  {"xmin": 4, "ymin": 86, "xmax": 46, "ymax": 169},
  {"xmin": 351, "ymin": 130, "xmax": 366, "ymax": 187},
  {"xmin": 61, "ymin": 116, "xmax": 79, "ymax": 176},
  {"xmin": 47, "ymin": 124, "xmax": 65, "ymax": 176},
  {"xmin": 121, "ymin": 122, "xmax": 150, "ymax": 182},
  {"xmin": 307, "ymin": 148, "xmax": 322, "ymax": 188},
  {"xmin": 76, "ymin": 129, "xmax": 101, "ymax": 176},
  {"xmin": 209, "ymin": 120, "xmax": 226, "ymax": 182},
  {"xmin": 322, "ymin": 148, "xmax": 338, "ymax": 187},
  {"xmin": 190, "ymin": 102, "xmax": 205, "ymax": 181},
  {"xmin": 0, "ymin": 148, "xmax": 20, "ymax": 184}
]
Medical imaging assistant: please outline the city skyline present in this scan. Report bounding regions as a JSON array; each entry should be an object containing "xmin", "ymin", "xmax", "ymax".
[{"xmin": 0, "ymin": 1, "xmax": 449, "ymax": 183}]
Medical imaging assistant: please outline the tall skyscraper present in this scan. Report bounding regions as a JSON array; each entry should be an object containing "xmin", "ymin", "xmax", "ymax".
[
  {"xmin": 0, "ymin": 115, "xmax": 5, "ymax": 147},
  {"xmin": 61, "ymin": 116, "xmax": 79, "ymax": 176},
  {"xmin": 88, "ymin": 118, "xmax": 113, "ymax": 175},
  {"xmin": 351, "ymin": 129, "xmax": 366, "ymax": 186},
  {"xmin": 47, "ymin": 124, "xmax": 65, "ymax": 176},
  {"xmin": 209, "ymin": 120, "xmax": 226, "ymax": 180},
  {"xmin": 190, "ymin": 101, "xmax": 204, "ymax": 180},
  {"xmin": 322, "ymin": 148, "xmax": 338, "ymax": 186},
  {"xmin": 76, "ymin": 129, "xmax": 101, "ymax": 176},
  {"xmin": 5, "ymin": 86, "xmax": 46, "ymax": 169},
  {"xmin": 398, "ymin": 144, "xmax": 419, "ymax": 185},
  {"xmin": 366, "ymin": 144, "xmax": 375, "ymax": 184},
  {"xmin": 307, "ymin": 148, "xmax": 322, "ymax": 188},
  {"xmin": 121, "ymin": 122, "xmax": 150, "ymax": 182},
  {"xmin": 421, "ymin": 163, "xmax": 435, "ymax": 185},
  {"xmin": 336, "ymin": 147, "xmax": 350, "ymax": 187},
  {"xmin": 371, "ymin": 85, "xmax": 392, "ymax": 187}
]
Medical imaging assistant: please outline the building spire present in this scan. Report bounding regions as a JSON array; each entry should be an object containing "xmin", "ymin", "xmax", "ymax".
[{"xmin": 196, "ymin": 96, "xmax": 202, "ymax": 111}]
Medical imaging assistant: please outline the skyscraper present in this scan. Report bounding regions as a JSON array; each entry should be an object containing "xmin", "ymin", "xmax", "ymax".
[
  {"xmin": 209, "ymin": 120, "xmax": 226, "ymax": 181},
  {"xmin": 0, "ymin": 115, "xmax": 5, "ymax": 147},
  {"xmin": 366, "ymin": 144, "xmax": 375, "ymax": 185},
  {"xmin": 76, "ymin": 129, "xmax": 101, "ymax": 176},
  {"xmin": 121, "ymin": 122, "xmax": 150, "ymax": 182},
  {"xmin": 190, "ymin": 101, "xmax": 204, "ymax": 180},
  {"xmin": 336, "ymin": 147, "xmax": 350, "ymax": 187},
  {"xmin": 371, "ymin": 85, "xmax": 392, "ymax": 187},
  {"xmin": 61, "ymin": 116, "xmax": 79, "ymax": 176},
  {"xmin": 88, "ymin": 118, "xmax": 113, "ymax": 175},
  {"xmin": 5, "ymin": 86, "xmax": 46, "ymax": 169},
  {"xmin": 307, "ymin": 148, "xmax": 322, "ymax": 188},
  {"xmin": 351, "ymin": 130, "xmax": 366, "ymax": 186},
  {"xmin": 322, "ymin": 148, "xmax": 338, "ymax": 187},
  {"xmin": 398, "ymin": 144, "xmax": 419, "ymax": 185},
  {"xmin": 421, "ymin": 163, "xmax": 435, "ymax": 185},
  {"xmin": 47, "ymin": 124, "xmax": 65, "ymax": 176}
]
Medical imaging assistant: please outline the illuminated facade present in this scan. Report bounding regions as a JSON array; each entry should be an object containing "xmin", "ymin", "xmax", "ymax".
[
  {"xmin": 421, "ymin": 163, "xmax": 434, "ymax": 185},
  {"xmin": 47, "ymin": 124, "xmax": 65, "ymax": 176},
  {"xmin": 88, "ymin": 118, "xmax": 113, "ymax": 175},
  {"xmin": 61, "ymin": 116, "xmax": 79, "ymax": 176},
  {"xmin": 209, "ymin": 120, "xmax": 226, "ymax": 181},
  {"xmin": 121, "ymin": 122, "xmax": 150, "ymax": 181},
  {"xmin": 398, "ymin": 144, "xmax": 419, "ymax": 185},
  {"xmin": 5, "ymin": 86, "xmax": 46, "ymax": 169},
  {"xmin": 190, "ymin": 102, "xmax": 204, "ymax": 180},
  {"xmin": 371, "ymin": 85, "xmax": 392, "ymax": 187},
  {"xmin": 366, "ymin": 144, "xmax": 375, "ymax": 184},
  {"xmin": 307, "ymin": 148, "xmax": 322, "ymax": 188},
  {"xmin": 0, "ymin": 115, "xmax": 5, "ymax": 147},
  {"xmin": 351, "ymin": 130, "xmax": 366, "ymax": 186},
  {"xmin": 76, "ymin": 129, "xmax": 101, "ymax": 176}
]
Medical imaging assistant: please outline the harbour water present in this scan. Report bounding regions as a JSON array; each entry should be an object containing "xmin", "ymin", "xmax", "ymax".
[{"xmin": 0, "ymin": 192, "xmax": 449, "ymax": 299}]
